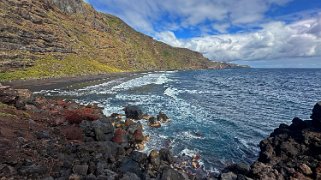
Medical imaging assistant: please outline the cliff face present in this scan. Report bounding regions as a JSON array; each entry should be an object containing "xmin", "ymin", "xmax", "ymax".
[{"xmin": 0, "ymin": 0, "xmax": 232, "ymax": 80}]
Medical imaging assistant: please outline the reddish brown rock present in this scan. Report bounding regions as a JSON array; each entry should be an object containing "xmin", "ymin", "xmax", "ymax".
[
  {"xmin": 133, "ymin": 129, "xmax": 144, "ymax": 143},
  {"xmin": 62, "ymin": 126, "xmax": 83, "ymax": 141},
  {"xmin": 112, "ymin": 128, "xmax": 127, "ymax": 144}
]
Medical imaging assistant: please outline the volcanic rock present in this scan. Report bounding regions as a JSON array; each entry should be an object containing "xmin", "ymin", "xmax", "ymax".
[
  {"xmin": 124, "ymin": 106, "xmax": 143, "ymax": 120},
  {"xmin": 157, "ymin": 111, "xmax": 169, "ymax": 123}
]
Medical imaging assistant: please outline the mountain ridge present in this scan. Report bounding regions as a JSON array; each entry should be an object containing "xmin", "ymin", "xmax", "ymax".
[{"xmin": 0, "ymin": 0, "xmax": 240, "ymax": 80}]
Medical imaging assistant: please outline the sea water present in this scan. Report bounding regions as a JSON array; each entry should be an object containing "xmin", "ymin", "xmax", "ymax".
[{"xmin": 37, "ymin": 68, "xmax": 321, "ymax": 171}]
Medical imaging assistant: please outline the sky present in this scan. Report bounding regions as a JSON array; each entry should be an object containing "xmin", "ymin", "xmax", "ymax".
[{"xmin": 84, "ymin": 0, "xmax": 321, "ymax": 68}]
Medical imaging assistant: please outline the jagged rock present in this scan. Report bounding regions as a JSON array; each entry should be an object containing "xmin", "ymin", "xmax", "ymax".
[
  {"xmin": 311, "ymin": 101, "xmax": 321, "ymax": 125},
  {"xmin": 133, "ymin": 129, "xmax": 144, "ymax": 143},
  {"xmin": 290, "ymin": 117, "xmax": 307, "ymax": 130},
  {"xmin": 148, "ymin": 117, "xmax": 161, "ymax": 128},
  {"xmin": 127, "ymin": 122, "xmax": 142, "ymax": 134},
  {"xmin": 142, "ymin": 114, "xmax": 152, "ymax": 120},
  {"xmin": 125, "ymin": 119, "xmax": 135, "ymax": 127},
  {"xmin": 157, "ymin": 111, "xmax": 169, "ymax": 123},
  {"xmin": 159, "ymin": 148, "xmax": 174, "ymax": 164},
  {"xmin": 130, "ymin": 151, "xmax": 147, "ymax": 164},
  {"xmin": 112, "ymin": 128, "xmax": 127, "ymax": 145},
  {"xmin": 124, "ymin": 106, "xmax": 143, "ymax": 120},
  {"xmin": 119, "ymin": 158, "xmax": 142, "ymax": 178}
]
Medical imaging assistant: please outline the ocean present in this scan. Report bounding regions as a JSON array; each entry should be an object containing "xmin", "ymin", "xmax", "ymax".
[{"xmin": 36, "ymin": 68, "xmax": 321, "ymax": 172}]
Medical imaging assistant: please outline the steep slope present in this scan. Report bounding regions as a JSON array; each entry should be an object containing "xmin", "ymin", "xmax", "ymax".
[{"xmin": 0, "ymin": 0, "xmax": 235, "ymax": 80}]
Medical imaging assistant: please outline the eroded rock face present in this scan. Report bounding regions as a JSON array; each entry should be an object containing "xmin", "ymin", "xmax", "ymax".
[{"xmin": 44, "ymin": 0, "xmax": 85, "ymax": 14}]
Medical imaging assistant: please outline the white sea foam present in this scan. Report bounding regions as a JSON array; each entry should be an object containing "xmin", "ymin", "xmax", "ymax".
[
  {"xmin": 111, "ymin": 73, "xmax": 171, "ymax": 92},
  {"xmin": 164, "ymin": 87, "xmax": 179, "ymax": 100},
  {"xmin": 179, "ymin": 148, "xmax": 199, "ymax": 157},
  {"xmin": 182, "ymin": 131, "xmax": 205, "ymax": 140}
]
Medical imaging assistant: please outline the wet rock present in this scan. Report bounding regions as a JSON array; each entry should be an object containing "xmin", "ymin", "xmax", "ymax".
[
  {"xmin": 142, "ymin": 114, "xmax": 152, "ymax": 120},
  {"xmin": 127, "ymin": 122, "xmax": 142, "ymax": 134},
  {"xmin": 124, "ymin": 106, "xmax": 143, "ymax": 120},
  {"xmin": 311, "ymin": 101, "xmax": 321, "ymax": 125},
  {"xmin": 72, "ymin": 165, "xmax": 88, "ymax": 176},
  {"xmin": 148, "ymin": 117, "xmax": 161, "ymax": 128},
  {"xmin": 125, "ymin": 119, "xmax": 135, "ymax": 127},
  {"xmin": 135, "ymin": 143, "xmax": 145, "ymax": 151},
  {"xmin": 157, "ymin": 111, "xmax": 169, "ymax": 123}
]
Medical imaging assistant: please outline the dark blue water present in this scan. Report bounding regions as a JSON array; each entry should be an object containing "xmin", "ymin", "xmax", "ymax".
[{"xmin": 37, "ymin": 68, "xmax": 321, "ymax": 171}]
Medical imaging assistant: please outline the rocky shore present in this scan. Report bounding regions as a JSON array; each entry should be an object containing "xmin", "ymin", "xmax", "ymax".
[
  {"xmin": 0, "ymin": 84, "xmax": 321, "ymax": 180},
  {"xmin": 221, "ymin": 102, "xmax": 321, "ymax": 180},
  {"xmin": 0, "ymin": 84, "xmax": 202, "ymax": 179}
]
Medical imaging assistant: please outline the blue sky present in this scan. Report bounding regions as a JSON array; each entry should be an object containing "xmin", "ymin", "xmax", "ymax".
[{"xmin": 84, "ymin": 0, "xmax": 321, "ymax": 68}]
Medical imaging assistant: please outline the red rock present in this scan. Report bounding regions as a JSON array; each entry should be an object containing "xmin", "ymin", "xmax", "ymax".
[
  {"xmin": 112, "ymin": 128, "xmax": 127, "ymax": 144},
  {"xmin": 64, "ymin": 110, "xmax": 84, "ymax": 124},
  {"xmin": 64, "ymin": 108, "xmax": 100, "ymax": 124},
  {"xmin": 62, "ymin": 127, "xmax": 83, "ymax": 141},
  {"xmin": 133, "ymin": 129, "xmax": 144, "ymax": 143}
]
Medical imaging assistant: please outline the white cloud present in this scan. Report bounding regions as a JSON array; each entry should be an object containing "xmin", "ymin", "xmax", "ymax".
[
  {"xmin": 87, "ymin": 0, "xmax": 293, "ymax": 33},
  {"xmin": 156, "ymin": 15, "xmax": 321, "ymax": 61}
]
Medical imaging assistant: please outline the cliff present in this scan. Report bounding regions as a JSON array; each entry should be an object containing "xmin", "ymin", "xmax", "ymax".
[{"xmin": 0, "ymin": 0, "xmax": 235, "ymax": 81}]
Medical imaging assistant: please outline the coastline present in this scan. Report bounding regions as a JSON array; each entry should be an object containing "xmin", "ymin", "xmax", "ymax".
[{"xmin": 1, "ymin": 80, "xmax": 321, "ymax": 179}]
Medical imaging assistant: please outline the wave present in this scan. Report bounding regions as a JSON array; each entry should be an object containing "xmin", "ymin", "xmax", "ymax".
[
  {"xmin": 111, "ymin": 73, "xmax": 172, "ymax": 92},
  {"xmin": 164, "ymin": 87, "xmax": 179, "ymax": 100},
  {"xmin": 177, "ymin": 131, "xmax": 205, "ymax": 140},
  {"xmin": 179, "ymin": 148, "xmax": 200, "ymax": 157}
]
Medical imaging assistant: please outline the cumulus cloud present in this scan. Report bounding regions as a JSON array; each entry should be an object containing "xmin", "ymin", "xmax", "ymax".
[
  {"xmin": 156, "ymin": 15, "xmax": 321, "ymax": 61},
  {"xmin": 86, "ymin": 0, "xmax": 321, "ymax": 63},
  {"xmin": 87, "ymin": 0, "xmax": 293, "ymax": 34}
]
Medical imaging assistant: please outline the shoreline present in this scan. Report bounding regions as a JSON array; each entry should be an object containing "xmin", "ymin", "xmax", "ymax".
[{"xmin": 1, "ymin": 81, "xmax": 321, "ymax": 179}]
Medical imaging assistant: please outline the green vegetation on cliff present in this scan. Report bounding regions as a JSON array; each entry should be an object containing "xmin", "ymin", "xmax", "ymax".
[{"xmin": 0, "ymin": 0, "xmax": 235, "ymax": 81}]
